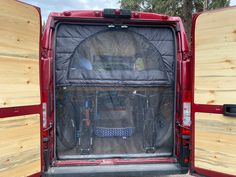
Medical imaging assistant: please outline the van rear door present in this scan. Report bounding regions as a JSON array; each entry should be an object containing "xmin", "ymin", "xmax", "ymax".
[
  {"xmin": 0, "ymin": 0, "xmax": 42, "ymax": 176},
  {"xmin": 191, "ymin": 7, "xmax": 236, "ymax": 177}
]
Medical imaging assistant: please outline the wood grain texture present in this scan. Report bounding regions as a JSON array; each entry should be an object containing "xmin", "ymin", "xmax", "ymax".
[
  {"xmin": 195, "ymin": 113, "xmax": 236, "ymax": 175},
  {"xmin": 0, "ymin": 0, "xmax": 40, "ymax": 108},
  {"xmin": 194, "ymin": 7, "xmax": 236, "ymax": 105},
  {"xmin": 0, "ymin": 114, "xmax": 40, "ymax": 177}
]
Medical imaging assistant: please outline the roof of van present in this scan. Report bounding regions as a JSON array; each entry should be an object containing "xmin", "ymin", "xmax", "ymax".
[{"xmin": 47, "ymin": 9, "xmax": 180, "ymax": 22}]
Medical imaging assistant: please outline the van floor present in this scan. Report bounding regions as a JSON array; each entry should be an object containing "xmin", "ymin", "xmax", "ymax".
[{"xmin": 57, "ymin": 132, "xmax": 172, "ymax": 159}]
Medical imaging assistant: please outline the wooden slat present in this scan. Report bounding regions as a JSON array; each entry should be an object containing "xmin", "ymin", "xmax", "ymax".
[
  {"xmin": 0, "ymin": 114, "xmax": 40, "ymax": 177},
  {"xmin": 195, "ymin": 90, "xmax": 236, "ymax": 105},
  {"xmin": 195, "ymin": 113, "xmax": 236, "ymax": 175},
  {"xmin": 0, "ymin": 56, "xmax": 40, "ymax": 107},
  {"xmin": 0, "ymin": 0, "xmax": 40, "ymax": 108},
  {"xmin": 194, "ymin": 7, "xmax": 236, "ymax": 105}
]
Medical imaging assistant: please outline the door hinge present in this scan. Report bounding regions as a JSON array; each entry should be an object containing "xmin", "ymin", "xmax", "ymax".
[{"xmin": 43, "ymin": 122, "xmax": 53, "ymax": 131}]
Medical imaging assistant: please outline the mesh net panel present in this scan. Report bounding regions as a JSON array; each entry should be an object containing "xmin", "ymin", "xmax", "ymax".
[
  {"xmin": 56, "ymin": 86, "xmax": 173, "ymax": 157},
  {"xmin": 55, "ymin": 24, "xmax": 175, "ymax": 158}
]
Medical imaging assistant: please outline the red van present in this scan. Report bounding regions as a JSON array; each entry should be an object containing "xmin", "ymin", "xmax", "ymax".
[{"xmin": 0, "ymin": 0, "xmax": 235, "ymax": 177}]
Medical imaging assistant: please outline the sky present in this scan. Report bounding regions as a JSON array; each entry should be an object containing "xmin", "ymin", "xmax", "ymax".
[
  {"xmin": 21, "ymin": 0, "xmax": 236, "ymax": 22},
  {"xmin": 21, "ymin": 0, "xmax": 120, "ymax": 22}
]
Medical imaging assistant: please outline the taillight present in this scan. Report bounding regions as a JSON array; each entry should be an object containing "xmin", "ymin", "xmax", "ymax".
[
  {"xmin": 179, "ymin": 92, "xmax": 191, "ymax": 166},
  {"xmin": 183, "ymin": 102, "xmax": 191, "ymax": 126},
  {"xmin": 181, "ymin": 127, "xmax": 191, "ymax": 135},
  {"xmin": 181, "ymin": 91, "xmax": 191, "ymax": 135},
  {"xmin": 184, "ymin": 157, "xmax": 189, "ymax": 163},
  {"xmin": 42, "ymin": 102, "xmax": 47, "ymax": 129}
]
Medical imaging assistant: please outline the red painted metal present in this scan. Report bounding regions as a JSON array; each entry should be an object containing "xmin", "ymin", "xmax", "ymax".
[
  {"xmin": 0, "ymin": 105, "xmax": 41, "ymax": 118},
  {"xmin": 49, "ymin": 10, "xmax": 179, "ymax": 21},
  {"xmin": 41, "ymin": 23, "xmax": 55, "ymax": 164},
  {"xmin": 190, "ymin": 11, "xmax": 234, "ymax": 177},
  {"xmin": 54, "ymin": 157, "xmax": 177, "ymax": 166},
  {"xmin": 193, "ymin": 104, "xmax": 223, "ymax": 114}
]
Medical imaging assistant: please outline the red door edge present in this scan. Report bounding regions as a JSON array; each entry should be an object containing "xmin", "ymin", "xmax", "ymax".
[{"xmin": 190, "ymin": 10, "xmax": 236, "ymax": 177}]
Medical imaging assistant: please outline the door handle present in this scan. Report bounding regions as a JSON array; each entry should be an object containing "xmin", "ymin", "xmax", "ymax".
[{"xmin": 223, "ymin": 104, "xmax": 236, "ymax": 117}]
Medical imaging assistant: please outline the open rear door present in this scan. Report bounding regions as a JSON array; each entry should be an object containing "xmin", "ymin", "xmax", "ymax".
[
  {"xmin": 0, "ymin": 0, "xmax": 42, "ymax": 176},
  {"xmin": 191, "ymin": 7, "xmax": 236, "ymax": 177}
]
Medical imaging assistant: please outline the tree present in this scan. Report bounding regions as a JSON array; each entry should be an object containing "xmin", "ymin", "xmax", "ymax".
[
  {"xmin": 183, "ymin": 0, "xmax": 192, "ymax": 44},
  {"xmin": 193, "ymin": 0, "xmax": 230, "ymax": 12},
  {"xmin": 42, "ymin": 21, "xmax": 46, "ymax": 32},
  {"xmin": 120, "ymin": 0, "xmax": 230, "ymax": 43},
  {"xmin": 204, "ymin": 0, "xmax": 209, "ymax": 11}
]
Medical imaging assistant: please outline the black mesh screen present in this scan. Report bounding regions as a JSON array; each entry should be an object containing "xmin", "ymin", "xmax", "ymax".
[
  {"xmin": 55, "ymin": 24, "xmax": 175, "ymax": 158},
  {"xmin": 56, "ymin": 86, "xmax": 173, "ymax": 157}
]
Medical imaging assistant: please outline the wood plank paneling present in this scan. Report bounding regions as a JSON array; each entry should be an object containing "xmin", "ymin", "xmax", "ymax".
[
  {"xmin": 195, "ymin": 113, "xmax": 236, "ymax": 175},
  {"xmin": 0, "ymin": 114, "xmax": 40, "ymax": 177},
  {"xmin": 194, "ymin": 8, "xmax": 236, "ymax": 175},
  {"xmin": 194, "ymin": 7, "xmax": 236, "ymax": 105},
  {"xmin": 0, "ymin": 0, "xmax": 40, "ymax": 108}
]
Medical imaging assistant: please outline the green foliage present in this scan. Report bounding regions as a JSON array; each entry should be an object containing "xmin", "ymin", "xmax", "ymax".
[
  {"xmin": 120, "ymin": 0, "xmax": 143, "ymax": 11},
  {"xmin": 208, "ymin": 0, "xmax": 230, "ymax": 9},
  {"xmin": 120, "ymin": 0, "xmax": 230, "ymax": 43},
  {"xmin": 120, "ymin": 0, "xmax": 230, "ymax": 15},
  {"xmin": 120, "ymin": 0, "xmax": 182, "ymax": 16}
]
